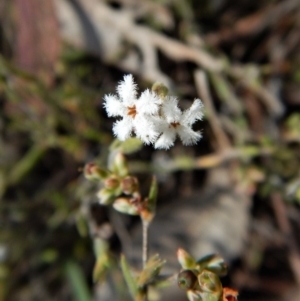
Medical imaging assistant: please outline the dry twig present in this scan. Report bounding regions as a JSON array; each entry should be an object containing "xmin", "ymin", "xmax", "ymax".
[{"xmin": 194, "ymin": 69, "xmax": 231, "ymax": 151}]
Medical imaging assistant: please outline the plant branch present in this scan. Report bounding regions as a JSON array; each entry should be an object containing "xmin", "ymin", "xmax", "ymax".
[
  {"xmin": 142, "ymin": 219, "xmax": 149, "ymax": 269},
  {"xmin": 194, "ymin": 69, "xmax": 231, "ymax": 151}
]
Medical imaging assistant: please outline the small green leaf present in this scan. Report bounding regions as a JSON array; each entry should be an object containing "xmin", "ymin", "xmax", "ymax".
[
  {"xmin": 198, "ymin": 271, "xmax": 222, "ymax": 294},
  {"xmin": 110, "ymin": 138, "xmax": 143, "ymax": 154},
  {"xmin": 8, "ymin": 145, "xmax": 46, "ymax": 186},
  {"xmin": 120, "ymin": 254, "xmax": 138, "ymax": 299},
  {"xmin": 200, "ymin": 292, "xmax": 222, "ymax": 301},
  {"xmin": 93, "ymin": 239, "xmax": 111, "ymax": 283},
  {"xmin": 111, "ymin": 152, "xmax": 129, "ymax": 177},
  {"xmin": 93, "ymin": 256, "xmax": 109, "ymax": 283},
  {"xmin": 97, "ymin": 188, "xmax": 117, "ymax": 205},
  {"xmin": 187, "ymin": 290, "xmax": 222, "ymax": 301},
  {"xmin": 65, "ymin": 261, "xmax": 91, "ymax": 301},
  {"xmin": 196, "ymin": 254, "xmax": 228, "ymax": 276},
  {"xmin": 177, "ymin": 248, "xmax": 196, "ymax": 269},
  {"xmin": 76, "ymin": 213, "xmax": 89, "ymax": 237},
  {"xmin": 147, "ymin": 176, "xmax": 158, "ymax": 213}
]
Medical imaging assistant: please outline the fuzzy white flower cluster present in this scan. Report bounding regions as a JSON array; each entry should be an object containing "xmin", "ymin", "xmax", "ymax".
[{"xmin": 103, "ymin": 74, "xmax": 204, "ymax": 149}]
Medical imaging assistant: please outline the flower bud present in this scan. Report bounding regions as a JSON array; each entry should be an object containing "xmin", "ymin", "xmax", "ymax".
[
  {"xmin": 112, "ymin": 152, "xmax": 129, "ymax": 177},
  {"xmin": 196, "ymin": 254, "xmax": 228, "ymax": 276},
  {"xmin": 104, "ymin": 176, "xmax": 120, "ymax": 190},
  {"xmin": 97, "ymin": 188, "xmax": 116, "ymax": 205},
  {"xmin": 177, "ymin": 248, "xmax": 196, "ymax": 269},
  {"xmin": 93, "ymin": 238, "xmax": 110, "ymax": 282},
  {"xmin": 121, "ymin": 176, "xmax": 139, "ymax": 195},
  {"xmin": 152, "ymin": 82, "xmax": 169, "ymax": 99},
  {"xmin": 198, "ymin": 271, "xmax": 222, "ymax": 294},
  {"xmin": 113, "ymin": 197, "xmax": 139, "ymax": 215},
  {"xmin": 177, "ymin": 270, "xmax": 198, "ymax": 291},
  {"xmin": 84, "ymin": 163, "xmax": 110, "ymax": 181}
]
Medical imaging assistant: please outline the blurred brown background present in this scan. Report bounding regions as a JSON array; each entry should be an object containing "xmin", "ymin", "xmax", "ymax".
[{"xmin": 1, "ymin": 0, "xmax": 300, "ymax": 300}]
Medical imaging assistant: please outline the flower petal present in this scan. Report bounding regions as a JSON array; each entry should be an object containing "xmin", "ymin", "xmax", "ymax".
[
  {"xmin": 103, "ymin": 94, "xmax": 125, "ymax": 117},
  {"xmin": 134, "ymin": 116, "xmax": 159, "ymax": 145},
  {"xmin": 177, "ymin": 126, "xmax": 202, "ymax": 145},
  {"xmin": 113, "ymin": 118, "xmax": 133, "ymax": 141},
  {"xmin": 137, "ymin": 89, "xmax": 161, "ymax": 115},
  {"xmin": 181, "ymin": 99, "xmax": 204, "ymax": 126},
  {"xmin": 154, "ymin": 128, "xmax": 177, "ymax": 149},
  {"xmin": 117, "ymin": 74, "xmax": 137, "ymax": 106},
  {"xmin": 162, "ymin": 96, "xmax": 182, "ymax": 123}
]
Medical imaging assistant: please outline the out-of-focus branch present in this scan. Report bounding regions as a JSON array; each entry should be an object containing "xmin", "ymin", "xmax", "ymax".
[
  {"xmin": 54, "ymin": 0, "xmax": 284, "ymax": 117},
  {"xmin": 206, "ymin": 0, "xmax": 300, "ymax": 46},
  {"xmin": 54, "ymin": 0, "xmax": 224, "ymax": 86},
  {"xmin": 194, "ymin": 69, "xmax": 231, "ymax": 151}
]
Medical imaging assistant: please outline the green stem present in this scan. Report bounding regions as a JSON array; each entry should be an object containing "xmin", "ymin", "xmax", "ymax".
[{"xmin": 8, "ymin": 144, "xmax": 46, "ymax": 186}]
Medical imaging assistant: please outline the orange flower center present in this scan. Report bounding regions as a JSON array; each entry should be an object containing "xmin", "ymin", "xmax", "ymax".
[
  {"xmin": 170, "ymin": 122, "xmax": 180, "ymax": 128},
  {"xmin": 127, "ymin": 105, "xmax": 137, "ymax": 118}
]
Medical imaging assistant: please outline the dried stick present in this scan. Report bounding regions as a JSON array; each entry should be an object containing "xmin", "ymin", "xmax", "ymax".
[
  {"xmin": 228, "ymin": 65, "xmax": 284, "ymax": 117},
  {"xmin": 142, "ymin": 220, "xmax": 149, "ymax": 269},
  {"xmin": 206, "ymin": 0, "xmax": 300, "ymax": 45},
  {"xmin": 194, "ymin": 69, "xmax": 231, "ymax": 151},
  {"xmin": 55, "ymin": 0, "xmax": 284, "ymax": 116}
]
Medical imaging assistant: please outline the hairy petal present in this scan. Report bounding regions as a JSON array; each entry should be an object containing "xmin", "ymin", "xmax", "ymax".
[
  {"xmin": 162, "ymin": 96, "xmax": 181, "ymax": 123},
  {"xmin": 154, "ymin": 128, "xmax": 177, "ymax": 149},
  {"xmin": 134, "ymin": 116, "xmax": 159, "ymax": 145},
  {"xmin": 178, "ymin": 126, "xmax": 202, "ymax": 145},
  {"xmin": 113, "ymin": 118, "xmax": 133, "ymax": 141},
  {"xmin": 117, "ymin": 74, "xmax": 138, "ymax": 106},
  {"xmin": 181, "ymin": 99, "xmax": 204, "ymax": 126},
  {"xmin": 138, "ymin": 89, "xmax": 161, "ymax": 115},
  {"xmin": 103, "ymin": 94, "xmax": 125, "ymax": 117}
]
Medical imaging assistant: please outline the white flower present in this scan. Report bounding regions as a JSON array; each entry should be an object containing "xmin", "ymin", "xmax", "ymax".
[
  {"xmin": 154, "ymin": 98, "xmax": 203, "ymax": 150},
  {"xmin": 103, "ymin": 74, "xmax": 204, "ymax": 149},
  {"xmin": 103, "ymin": 74, "xmax": 161, "ymax": 143}
]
